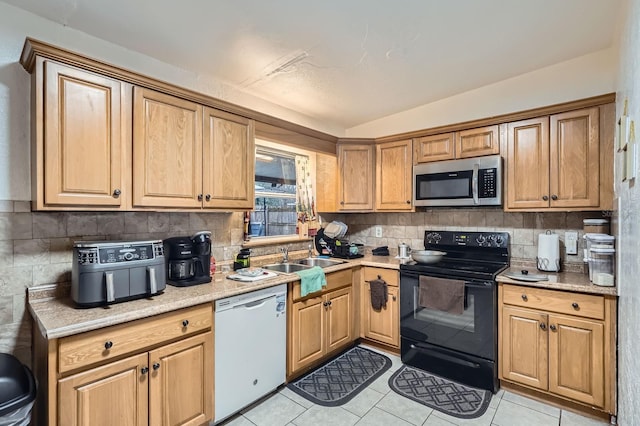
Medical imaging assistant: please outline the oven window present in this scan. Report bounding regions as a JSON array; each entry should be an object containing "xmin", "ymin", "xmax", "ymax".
[
  {"xmin": 414, "ymin": 290, "xmax": 475, "ymax": 332},
  {"xmin": 415, "ymin": 170, "xmax": 473, "ymax": 200}
]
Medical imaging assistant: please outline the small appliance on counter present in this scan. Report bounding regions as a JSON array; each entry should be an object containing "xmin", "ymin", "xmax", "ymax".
[
  {"xmin": 72, "ymin": 240, "xmax": 166, "ymax": 307},
  {"xmin": 233, "ymin": 248, "xmax": 251, "ymax": 271},
  {"xmin": 163, "ymin": 231, "xmax": 212, "ymax": 287}
]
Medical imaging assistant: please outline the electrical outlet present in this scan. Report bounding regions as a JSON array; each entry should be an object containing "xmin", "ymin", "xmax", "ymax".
[
  {"xmin": 374, "ymin": 226, "xmax": 382, "ymax": 238},
  {"xmin": 565, "ymin": 231, "xmax": 578, "ymax": 255}
]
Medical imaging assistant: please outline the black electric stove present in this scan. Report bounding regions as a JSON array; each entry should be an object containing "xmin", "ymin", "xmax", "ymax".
[{"xmin": 399, "ymin": 230, "xmax": 510, "ymax": 393}]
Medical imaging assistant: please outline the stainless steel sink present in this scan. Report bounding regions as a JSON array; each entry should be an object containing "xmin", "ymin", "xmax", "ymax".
[
  {"xmin": 262, "ymin": 263, "xmax": 312, "ymax": 273},
  {"xmin": 296, "ymin": 258, "xmax": 346, "ymax": 268}
]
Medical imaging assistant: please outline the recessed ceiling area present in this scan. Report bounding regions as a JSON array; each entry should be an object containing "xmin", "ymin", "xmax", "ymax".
[{"xmin": 2, "ymin": 0, "xmax": 622, "ymax": 130}]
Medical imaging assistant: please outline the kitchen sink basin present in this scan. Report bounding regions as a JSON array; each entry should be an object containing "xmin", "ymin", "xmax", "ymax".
[
  {"xmin": 296, "ymin": 258, "xmax": 347, "ymax": 268},
  {"xmin": 262, "ymin": 263, "xmax": 312, "ymax": 273}
]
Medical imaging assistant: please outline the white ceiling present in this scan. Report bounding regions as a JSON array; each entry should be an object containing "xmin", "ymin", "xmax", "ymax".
[{"xmin": 3, "ymin": 0, "xmax": 623, "ymax": 129}]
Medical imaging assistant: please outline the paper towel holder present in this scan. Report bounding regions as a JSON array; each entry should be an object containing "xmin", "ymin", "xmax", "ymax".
[{"xmin": 537, "ymin": 230, "xmax": 561, "ymax": 272}]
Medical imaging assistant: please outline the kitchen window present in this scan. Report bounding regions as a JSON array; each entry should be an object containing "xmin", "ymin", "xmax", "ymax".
[{"xmin": 251, "ymin": 147, "xmax": 300, "ymax": 238}]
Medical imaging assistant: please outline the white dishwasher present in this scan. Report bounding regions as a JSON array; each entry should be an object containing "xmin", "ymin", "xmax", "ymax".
[{"xmin": 214, "ymin": 283, "xmax": 287, "ymax": 423}]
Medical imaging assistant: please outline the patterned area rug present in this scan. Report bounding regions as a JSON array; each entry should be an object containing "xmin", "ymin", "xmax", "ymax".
[
  {"xmin": 388, "ymin": 365, "xmax": 492, "ymax": 419},
  {"xmin": 287, "ymin": 346, "xmax": 391, "ymax": 406}
]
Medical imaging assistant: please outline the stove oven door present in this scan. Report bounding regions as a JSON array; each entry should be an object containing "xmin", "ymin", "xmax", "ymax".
[{"xmin": 399, "ymin": 270, "xmax": 497, "ymax": 360}]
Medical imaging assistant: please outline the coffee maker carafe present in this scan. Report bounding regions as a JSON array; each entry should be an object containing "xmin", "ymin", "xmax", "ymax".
[{"xmin": 164, "ymin": 231, "xmax": 212, "ymax": 287}]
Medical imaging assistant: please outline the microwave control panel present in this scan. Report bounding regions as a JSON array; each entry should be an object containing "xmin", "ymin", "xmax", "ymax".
[{"xmin": 478, "ymin": 168, "xmax": 497, "ymax": 198}]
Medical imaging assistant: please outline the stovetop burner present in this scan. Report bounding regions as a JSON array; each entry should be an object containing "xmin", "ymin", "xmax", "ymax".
[{"xmin": 400, "ymin": 230, "xmax": 510, "ymax": 281}]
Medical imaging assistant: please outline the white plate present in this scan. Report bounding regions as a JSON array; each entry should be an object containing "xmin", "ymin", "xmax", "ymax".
[
  {"xmin": 235, "ymin": 267, "xmax": 264, "ymax": 277},
  {"xmin": 504, "ymin": 272, "xmax": 548, "ymax": 282}
]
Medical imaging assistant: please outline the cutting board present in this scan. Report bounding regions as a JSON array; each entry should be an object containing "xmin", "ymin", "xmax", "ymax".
[{"xmin": 226, "ymin": 270, "xmax": 279, "ymax": 282}]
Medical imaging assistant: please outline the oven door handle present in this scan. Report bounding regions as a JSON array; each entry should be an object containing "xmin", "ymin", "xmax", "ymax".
[
  {"xmin": 472, "ymin": 163, "xmax": 480, "ymax": 204},
  {"xmin": 400, "ymin": 271, "xmax": 493, "ymax": 288}
]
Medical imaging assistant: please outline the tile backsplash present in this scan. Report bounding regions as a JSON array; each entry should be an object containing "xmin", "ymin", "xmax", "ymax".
[{"xmin": 0, "ymin": 202, "xmax": 607, "ymax": 367}]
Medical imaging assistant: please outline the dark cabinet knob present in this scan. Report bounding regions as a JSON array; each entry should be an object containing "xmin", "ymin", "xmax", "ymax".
[
  {"xmin": 521, "ymin": 294, "xmax": 528, "ymax": 301},
  {"xmin": 153, "ymin": 362, "xmax": 160, "ymax": 371},
  {"xmin": 392, "ymin": 295, "xmax": 397, "ymax": 301},
  {"xmin": 141, "ymin": 366, "xmax": 149, "ymax": 375},
  {"xmin": 550, "ymin": 324, "xmax": 557, "ymax": 331},
  {"xmin": 205, "ymin": 194, "xmax": 211, "ymax": 202},
  {"xmin": 406, "ymin": 200, "xmax": 411, "ymax": 204},
  {"xmin": 551, "ymin": 195, "xmax": 558, "ymax": 200},
  {"xmin": 182, "ymin": 320, "xmax": 189, "ymax": 327},
  {"xmin": 340, "ymin": 201, "xmax": 345, "ymax": 205},
  {"xmin": 197, "ymin": 194, "xmax": 203, "ymax": 201},
  {"xmin": 540, "ymin": 323, "xmax": 546, "ymax": 331},
  {"xmin": 327, "ymin": 300, "xmax": 332, "ymax": 306},
  {"xmin": 104, "ymin": 341, "xmax": 113, "ymax": 350},
  {"xmin": 112, "ymin": 189, "xmax": 121, "ymax": 198},
  {"xmin": 542, "ymin": 195, "xmax": 549, "ymax": 201},
  {"xmin": 572, "ymin": 302, "xmax": 579, "ymax": 309},
  {"xmin": 322, "ymin": 301, "xmax": 328, "ymax": 307}
]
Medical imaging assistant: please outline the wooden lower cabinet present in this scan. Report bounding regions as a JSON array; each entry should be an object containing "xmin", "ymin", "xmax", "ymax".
[
  {"xmin": 287, "ymin": 275, "xmax": 354, "ymax": 378},
  {"xmin": 499, "ymin": 284, "xmax": 615, "ymax": 414},
  {"xmin": 360, "ymin": 267, "xmax": 400, "ymax": 348}
]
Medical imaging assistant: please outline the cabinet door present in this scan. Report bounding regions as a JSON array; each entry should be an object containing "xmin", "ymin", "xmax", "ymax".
[
  {"xmin": 549, "ymin": 108, "xmax": 600, "ymax": 208},
  {"xmin": 203, "ymin": 108, "xmax": 255, "ymax": 209},
  {"xmin": 58, "ymin": 353, "xmax": 148, "ymax": 426},
  {"xmin": 326, "ymin": 287, "xmax": 354, "ymax": 353},
  {"xmin": 289, "ymin": 296, "xmax": 326, "ymax": 374},
  {"xmin": 132, "ymin": 87, "xmax": 203, "ymax": 208},
  {"xmin": 456, "ymin": 125, "xmax": 499, "ymax": 159},
  {"xmin": 149, "ymin": 332, "xmax": 214, "ymax": 426},
  {"xmin": 316, "ymin": 153, "xmax": 338, "ymax": 212},
  {"xmin": 376, "ymin": 140, "xmax": 413, "ymax": 210},
  {"xmin": 500, "ymin": 306, "xmax": 548, "ymax": 391},
  {"xmin": 43, "ymin": 61, "xmax": 123, "ymax": 207},
  {"xmin": 361, "ymin": 283, "xmax": 399, "ymax": 348},
  {"xmin": 506, "ymin": 117, "xmax": 550, "ymax": 209},
  {"xmin": 414, "ymin": 133, "xmax": 455, "ymax": 163},
  {"xmin": 548, "ymin": 314, "xmax": 604, "ymax": 407},
  {"xmin": 337, "ymin": 144, "xmax": 374, "ymax": 210}
]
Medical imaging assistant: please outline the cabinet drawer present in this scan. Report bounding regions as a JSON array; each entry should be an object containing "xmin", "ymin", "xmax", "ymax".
[
  {"xmin": 363, "ymin": 267, "xmax": 399, "ymax": 286},
  {"xmin": 502, "ymin": 285, "xmax": 604, "ymax": 320},
  {"xmin": 58, "ymin": 304, "xmax": 212, "ymax": 373},
  {"xmin": 291, "ymin": 268, "xmax": 352, "ymax": 301}
]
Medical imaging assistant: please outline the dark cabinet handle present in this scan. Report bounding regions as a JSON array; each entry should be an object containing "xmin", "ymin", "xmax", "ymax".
[
  {"xmin": 572, "ymin": 302, "xmax": 579, "ymax": 309},
  {"xmin": 551, "ymin": 195, "xmax": 558, "ymax": 200},
  {"xmin": 340, "ymin": 201, "xmax": 345, "ymax": 205},
  {"xmin": 153, "ymin": 362, "xmax": 160, "ymax": 371},
  {"xmin": 328, "ymin": 300, "xmax": 332, "ymax": 306},
  {"xmin": 542, "ymin": 195, "xmax": 549, "ymax": 201},
  {"xmin": 521, "ymin": 294, "xmax": 528, "ymax": 301},
  {"xmin": 112, "ymin": 189, "xmax": 121, "ymax": 198},
  {"xmin": 104, "ymin": 341, "xmax": 113, "ymax": 350},
  {"xmin": 182, "ymin": 319, "xmax": 189, "ymax": 327},
  {"xmin": 322, "ymin": 301, "xmax": 328, "ymax": 307},
  {"xmin": 205, "ymin": 194, "xmax": 211, "ymax": 202},
  {"xmin": 406, "ymin": 200, "xmax": 411, "ymax": 204},
  {"xmin": 550, "ymin": 324, "xmax": 557, "ymax": 331},
  {"xmin": 392, "ymin": 295, "xmax": 397, "ymax": 301},
  {"xmin": 141, "ymin": 366, "xmax": 149, "ymax": 375},
  {"xmin": 197, "ymin": 194, "xmax": 203, "ymax": 201},
  {"xmin": 540, "ymin": 323, "xmax": 546, "ymax": 331}
]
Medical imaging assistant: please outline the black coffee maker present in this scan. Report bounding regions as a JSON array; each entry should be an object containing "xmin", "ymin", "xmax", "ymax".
[{"xmin": 164, "ymin": 231, "xmax": 212, "ymax": 287}]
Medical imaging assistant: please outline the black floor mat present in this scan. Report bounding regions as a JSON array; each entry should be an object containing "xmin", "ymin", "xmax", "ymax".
[
  {"xmin": 389, "ymin": 365, "xmax": 492, "ymax": 419},
  {"xmin": 287, "ymin": 346, "xmax": 391, "ymax": 406}
]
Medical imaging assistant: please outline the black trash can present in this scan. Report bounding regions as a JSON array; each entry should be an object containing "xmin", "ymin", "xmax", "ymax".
[{"xmin": 0, "ymin": 354, "xmax": 36, "ymax": 426}]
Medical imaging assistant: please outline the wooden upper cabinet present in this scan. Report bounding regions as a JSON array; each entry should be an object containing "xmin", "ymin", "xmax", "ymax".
[
  {"xmin": 203, "ymin": 108, "xmax": 254, "ymax": 209},
  {"xmin": 505, "ymin": 107, "xmax": 601, "ymax": 211},
  {"xmin": 376, "ymin": 140, "xmax": 412, "ymax": 210},
  {"xmin": 132, "ymin": 87, "xmax": 203, "ymax": 208},
  {"xmin": 42, "ymin": 61, "xmax": 124, "ymax": 208},
  {"xmin": 414, "ymin": 133, "xmax": 455, "ymax": 163},
  {"xmin": 506, "ymin": 117, "xmax": 550, "ymax": 209},
  {"xmin": 337, "ymin": 144, "xmax": 374, "ymax": 210},
  {"xmin": 315, "ymin": 153, "xmax": 338, "ymax": 212},
  {"xmin": 456, "ymin": 125, "xmax": 500, "ymax": 159},
  {"xmin": 549, "ymin": 108, "xmax": 599, "ymax": 208}
]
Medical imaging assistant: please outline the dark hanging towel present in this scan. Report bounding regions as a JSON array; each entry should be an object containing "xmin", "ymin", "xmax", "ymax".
[
  {"xmin": 369, "ymin": 278, "xmax": 388, "ymax": 310},
  {"xmin": 418, "ymin": 276, "xmax": 465, "ymax": 315}
]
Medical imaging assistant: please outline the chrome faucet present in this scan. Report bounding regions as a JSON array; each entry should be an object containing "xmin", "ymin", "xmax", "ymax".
[
  {"xmin": 281, "ymin": 246, "xmax": 289, "ymax": 263},
  {"xmin": 308, "ymin": 243, "xmax": 314, "ymax": 258}
]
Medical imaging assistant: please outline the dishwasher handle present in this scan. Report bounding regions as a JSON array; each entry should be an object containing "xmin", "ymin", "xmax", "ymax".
[{"xmin": 233, "ymin": 294, "xmax": 276, "ymax": 310}]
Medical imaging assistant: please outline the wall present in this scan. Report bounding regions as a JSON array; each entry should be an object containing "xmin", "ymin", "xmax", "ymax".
[
  {"xmin": 324, "ymin": 209, "xmax": 598, "ymax": 272},
  {"xmin": 345, "ymin": 48, "xmax": 617, "ymax": 138},
  {"xmin": 614, "ymin": 0, "xmax": 640, "ymax": 423}
]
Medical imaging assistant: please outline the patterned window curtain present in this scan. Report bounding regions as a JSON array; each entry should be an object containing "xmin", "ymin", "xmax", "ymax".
[{"xmin": 295, "ymin": 155, "xmax": 317, "ymax": 236}]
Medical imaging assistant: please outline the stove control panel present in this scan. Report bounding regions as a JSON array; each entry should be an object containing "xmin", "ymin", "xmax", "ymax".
[{"xmin": 425, "ymin": 231, "xmax": 509, "ymax": 248}]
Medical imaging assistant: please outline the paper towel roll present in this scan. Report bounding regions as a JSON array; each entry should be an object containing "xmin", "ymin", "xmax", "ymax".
[{"xmin": 537, "ymin": 232, "xmax": 560, "ymax": 272}]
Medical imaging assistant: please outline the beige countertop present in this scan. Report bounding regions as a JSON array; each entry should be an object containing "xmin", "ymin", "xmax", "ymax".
[
  {"xmin": 28, "ymin": 255, "xmax": 402, "ymax": 340},
  {"xmin": 497, "ymin": 267, "xmax": 618, "ymax": 296}
]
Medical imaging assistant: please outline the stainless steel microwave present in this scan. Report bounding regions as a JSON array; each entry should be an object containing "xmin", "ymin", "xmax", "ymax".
[{"xmin": 413, "ymin": 155, "xmax": 502, "ymax": 207}]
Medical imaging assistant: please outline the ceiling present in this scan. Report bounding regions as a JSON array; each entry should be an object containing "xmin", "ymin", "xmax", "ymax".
[{"xmin": 3, "ymin": 0, "xmax": 623, "ymax": 130}]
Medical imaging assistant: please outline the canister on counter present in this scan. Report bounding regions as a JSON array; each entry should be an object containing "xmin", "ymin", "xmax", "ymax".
[{"xmin": 583, "ymin": 218, "xmax": 609, "ymax": 235}]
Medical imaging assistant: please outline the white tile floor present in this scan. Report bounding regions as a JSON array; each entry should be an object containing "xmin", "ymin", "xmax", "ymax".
[{"xmin": 219, "ymin": 345, "xmax": 610, "ymax": 426}]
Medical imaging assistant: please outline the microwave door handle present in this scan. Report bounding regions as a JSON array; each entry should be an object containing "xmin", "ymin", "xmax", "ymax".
[{"xmin": 472, "ymin": 163, "xmax": 479, "ymax": 204}]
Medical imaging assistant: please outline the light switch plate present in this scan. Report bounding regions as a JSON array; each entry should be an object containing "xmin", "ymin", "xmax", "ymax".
[
  {"xmin": 374, "ymin": 226, "xmax": 383, "ymax": 238},
  {"xmin": 565, "ymin": 231, "xmax": 578, "ymax": 255}
]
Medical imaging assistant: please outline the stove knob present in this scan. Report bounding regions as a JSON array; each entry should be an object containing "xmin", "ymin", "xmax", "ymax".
[
  {"xmin": 495, "ymin": 235, "xmax": 504, "ymax": 246},
  {"xmin": 476, "ymin": 235, "xmax": 486, "ymax": 245},
  {"xmin": 123, "ymin": 252, "xmax": 134, "ymax": 261}
]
